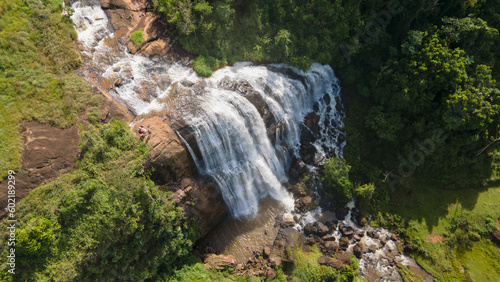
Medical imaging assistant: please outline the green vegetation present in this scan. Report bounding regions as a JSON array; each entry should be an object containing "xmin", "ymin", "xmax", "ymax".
[
  {"xmin": 290, "ymin": 245, "xmax": 363, "ymax": 282},
  {"xmin": 0, "ymin": 121, "xmax": 197, "ymax": 281},
  {"xmin": 152, "ymin": 0, "xmax": 362, "ymax": 74},
  {"xmin": 375, "ymin": 181, "xmax": 500, "ymax": 281},
  {"xmin": 168, "ymin": 263, "xmax": 246, "ymax": 282},
  {"xmin": 130, "ymin": 29, "xmax": 145, "ymax": 49},
  {"xmin": 192, "ymin": 55, "xmax": 224, "ymax": 77},
  {"xmin": 323, "ymin": 157, "xmax": 354, "ymax": 203},
  {"xmin": 0, "ymin": 0, "xmax": 101, "ymax": 178}
]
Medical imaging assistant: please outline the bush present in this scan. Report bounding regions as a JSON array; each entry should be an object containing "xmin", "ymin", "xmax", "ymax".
[
  {"xmin": 192, "ymin": 55, "xmax": 222, "ymax": 77},
  {"xmin": 323, "ymin": 157, "xmax": 354, "ymax": 203},
  {"xmin": 130, "ymin": 29, "xmax": 144, "ymax": 48}
]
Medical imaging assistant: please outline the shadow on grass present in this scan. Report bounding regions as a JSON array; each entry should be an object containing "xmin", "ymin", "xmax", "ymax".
[{"xmin": 390, "ymin": 172, "xmax": 500, "ymax": 234}]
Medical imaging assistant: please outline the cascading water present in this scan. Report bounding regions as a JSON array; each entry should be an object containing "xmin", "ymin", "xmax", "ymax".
[
  {"xmin": 71, "ymin": 2, "xmax": 434, "ymax": 279},
  {"xmin": 71, "ymin": 0, "xmax": 345, "ymax": 218}
]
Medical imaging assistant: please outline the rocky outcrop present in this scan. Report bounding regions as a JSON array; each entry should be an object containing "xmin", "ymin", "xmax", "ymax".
[
  {"xmin": 101, "ymin": 0, "xmax": 192, "ymax": 62},
  {"xmin": 132, "ymin": 116, "xmax": 226, "ymax": 236},
  {"xmin": 134, "ymin": 116, "xmax": 194, "ymax": 180},
  {"xmin": 0, "ymin": 122, "xmax": 80, "ymax": 218}
]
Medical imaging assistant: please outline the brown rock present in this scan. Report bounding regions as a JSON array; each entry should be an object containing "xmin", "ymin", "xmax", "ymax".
[
  {"xmin": 324, "ymin": 241, "xmax": 339, "ymax": 254},
  {"xmin": 353, "ymin": 242, "xmax": 363, "ymax": 258},
  {"xmin": 204, "ymin": 254, "xmax": 237, "ymax": 271},
  {"xmin": 138, "ymin": 116, "xmax": 194, "ymax": 180},
  {"xmin": 322, "ymin": 234, "xmax": 336, "ymax": 241},
  {"xmin": 314, "ymin": 221, "xmax": 330, "ymax": 236},
  {"xmin": 336, "ymin": 251, "xmax": 352, "ymax": 265},
  {"xmin": 263, "ymin": 246, "xmax": 271, "ymax": 258},
  {"xmin": 269, "ymin": 256, "xmax": 281, "ymax": 267},
  {"xmin": 302, "ymin": 196, "xmax": 312, "ymax": 207},
  {"xmin": 317, "ymin": 256, "xmax": 343, "ymax": 270},
  {"xmin": 339, "ymin": 237, "xmax": 349, "ymax": 249}
]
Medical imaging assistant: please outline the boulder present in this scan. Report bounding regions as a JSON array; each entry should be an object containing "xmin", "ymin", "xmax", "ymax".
[
  {"xmin": 314, "ymin": 221, "xmax": 330, "ymax": 236},
  {"xmin": 304, "ymin": 223, "xmax": 317, "ymax": 236},
  {"xmin": 353, "ymin": 242, "xmax": 363, "ymax": 258},
  {"xmin": 289, "ymin": 157, "xmax": 308, "ymax": 179},
  {"xmin": 339, "ymin": 237, "xmax": 350, "ymax": 250},
  {"xmin": 340, "ymin": 225, "xmax": 354, "ymax": 236},
  {"xmin": 324, "ymin": 241, "xmax": 339, "ymax": 254},
  {"xmin": 317, "ymin": 256, "xmax": 343, "ymax": 270},
  {"xmin": 322, "ymin": 234, "xmax": 336, "ymax": 241}
]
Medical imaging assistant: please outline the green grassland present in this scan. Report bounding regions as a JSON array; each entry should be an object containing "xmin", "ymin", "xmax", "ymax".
[
  {"xmin": 0, "ymin": 0, "xmax": 101, "ymax": 178},
  {"xmin": 388, "ymin": 181, "xmax": 500, "ymax": 281}
]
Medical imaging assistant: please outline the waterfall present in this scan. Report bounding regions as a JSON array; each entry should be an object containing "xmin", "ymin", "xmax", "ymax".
[{"xmin": 71, "ymin": 1, "xmax": 345, "ymax": 218}]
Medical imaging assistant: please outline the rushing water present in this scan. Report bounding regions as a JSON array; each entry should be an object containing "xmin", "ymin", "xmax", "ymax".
[{"xmin": 71, "ymin": 0, "xmax": 345, "ymax": 218}]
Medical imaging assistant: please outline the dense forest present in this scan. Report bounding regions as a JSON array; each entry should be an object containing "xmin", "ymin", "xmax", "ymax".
[{"xmin": 1, "ymin": 0, "xmax": 500, "ymax": 280}]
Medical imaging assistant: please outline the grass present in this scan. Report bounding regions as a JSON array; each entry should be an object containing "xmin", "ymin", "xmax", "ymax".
[
  {"xmin": 0, "ymin": 0, "xmax": 101, "ymax": 178},
  {"xmin": 388, "ymin": 180, "xmax": 500, "ymax": 281},
  {"xmin": 130, "ymin": 29, "xmax": 144, "ymax": 49}
]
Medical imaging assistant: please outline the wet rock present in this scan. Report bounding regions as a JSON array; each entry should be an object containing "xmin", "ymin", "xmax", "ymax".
[
  {"xmin": 289, "ymin": 157, "xmax": 308, "ymax": 179},
  {"xmin": 295, "ymin": 196, "xmax": 313, "ymax": 212},
  {"xmin": 322, "ymin": 234, "xmax": 336, "ymax": 241},
  {"xmin": 172, "ymin": 120, "xmax": 203, "ymax": 162},
  {"xmin": 353, "ymin": 242, "xmax": 363, "ymax": 258},
  {"xmin": 324, "ymin": 241, "xmax": 339, "ymax": 254},
  {"xmin": 281, "ymin": 214, "xmax": 295, "ymax": 228},
  {"xmin": 340, "ymin": 225, "xmax": 354, "ymax": 236},
  {"xmin": 314, "ymin": 221, "xmax": 330, "ymax": 236},
  {"xmin": 326, "ymin": 220, "xmax": 337, "ymax": 230},
  {"xmin": 339, "ymin": 237, "xmax": 349, "ymax": 250},
  {"xmin": 300, "ymin": 142, "xmax": 317, "ymax": 165},
  {"xmin": 139, "ymin": 116, "xmax": 194, "ymax": 180},
  {"xmin": 304, "ymin": 223, "xmax": 317, "ymax": 236},
  {"xmin": 390, "ymin": 233, "xmax": 398, "ymax": 241},
  {"xmin": 380, "ymin": 237, "xmax": 387, "ymax": 246},
  {"xmin": 335, "ymin": 207, "xmax": 349, "ymax": 220},
  {"xmin": 335, "ymin": 102, "xmax": 343, "ymax": 113},
  {"xmin": 304, "ymin": 112, "xmax": 320, "ymax": 136},
  {"xmin": 204, "ymin": 254, "xmax": 237, "ymax": 270},
  {"xmin": 353, "ymin": 235, "xmax": 361, "ymax": 241}
]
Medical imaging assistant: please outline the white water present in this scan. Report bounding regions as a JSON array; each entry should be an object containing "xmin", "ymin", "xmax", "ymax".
[{"xmin": 71, "ymin": 0, "xmax": 345, "ymax": 218}]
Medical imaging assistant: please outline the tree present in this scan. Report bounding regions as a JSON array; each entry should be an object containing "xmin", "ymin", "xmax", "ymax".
[{"xmin": 322, "ymin": 157, "xmax": 354, "ymax": 203}]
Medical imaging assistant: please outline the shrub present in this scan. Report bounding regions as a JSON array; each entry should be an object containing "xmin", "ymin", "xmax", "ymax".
[
  {"xmin": 192, "ymin": 55, "xmax": 221, "ymax": 77},
  {"xmin": 130, "ymin": 29, "xmax": 144, "ymax": 48},
  {"xmin": 323, "ymin": 157, "xmax": 354, "ymax": 203}
]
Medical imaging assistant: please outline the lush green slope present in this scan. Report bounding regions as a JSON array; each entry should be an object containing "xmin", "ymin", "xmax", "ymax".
[
  {"xmin": 0, "ymin": 0, "xmax": 100, "ymax": 178},
  {"xmin": 0, "ymin": 121, "xmax": 197, "ymax": 281}
]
